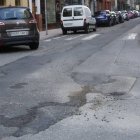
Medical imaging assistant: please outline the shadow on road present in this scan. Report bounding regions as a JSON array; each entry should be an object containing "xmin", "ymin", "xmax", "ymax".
[{"xmin": 0, "ymin": 46, "xmax": 31, "ymax": 53}]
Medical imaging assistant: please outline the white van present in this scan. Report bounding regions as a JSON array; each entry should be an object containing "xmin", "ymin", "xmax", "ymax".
[{"xmin": 61, "ymin": 5, "xmax": 96, "ymax": 35}]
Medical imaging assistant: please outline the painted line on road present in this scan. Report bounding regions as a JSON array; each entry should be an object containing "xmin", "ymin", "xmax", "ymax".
[
  {"xmin": 123, "ymin": 33, "xmax": 137, "ymax": 40},
  {"xmin": 44, "ymin": 39, "xmax": 52, "ymax": 42},
  {"xmin": 82, "ymin": 34, "xmax": 100, "ymax": 40},
  {"xmin": 53, "ymin": 35, "xmax": 68, "ymax": 40},
  {"xmin": 65, "ymin": 35, "xmax": 84, "ymax": 41}
]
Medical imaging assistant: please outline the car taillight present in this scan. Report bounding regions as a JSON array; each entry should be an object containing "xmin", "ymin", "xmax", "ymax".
[
  {"xmin": 0, "ymin": 22, "xmax": 5, "ymax": 26},
  {"xmin": 29, "ymin": 19, "xmax": 37, "ymax": 24}
]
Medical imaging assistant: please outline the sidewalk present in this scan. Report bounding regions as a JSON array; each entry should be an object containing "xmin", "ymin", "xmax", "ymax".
[{"xmin": 40, "ymin": 28, "xmax": 62, "ymax": 40}]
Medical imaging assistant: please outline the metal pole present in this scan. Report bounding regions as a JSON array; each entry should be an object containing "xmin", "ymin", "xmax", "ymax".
[
  {"xmin": 93, "ymin": 0, "xmax": 95, "ymax": 15},
  {"xmin": 45, "ymin": 0, "xmax": 48, "ymax": 35}
]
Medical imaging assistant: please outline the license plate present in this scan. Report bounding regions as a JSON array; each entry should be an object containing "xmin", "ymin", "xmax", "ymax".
[
  {"xmin": 64, "ymin": 23, "xmax": 72, "ymax": 27},
  {"xmin": 10, "ymin": 31, "xmax": 29, "ymax": 36}
]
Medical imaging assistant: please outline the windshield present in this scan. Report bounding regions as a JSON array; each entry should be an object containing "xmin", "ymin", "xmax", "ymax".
[{"xmin": 0, "ymin": 7, "xmax": 32, "ymax": 20}]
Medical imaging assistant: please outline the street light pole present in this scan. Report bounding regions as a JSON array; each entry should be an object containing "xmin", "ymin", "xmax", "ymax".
[
  {"xmin": 45, "ymin": 0, "xmax": 48, "ymax": 35},
  {"xmin": 93, "ymin": 0, "xmax": 95, "ymax": 15}
]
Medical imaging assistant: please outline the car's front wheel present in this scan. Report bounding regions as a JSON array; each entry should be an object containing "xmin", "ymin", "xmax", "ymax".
[
  {"xmin": 62, "ymin": 29, "xmax": 67, "ymax": 35},
  {"xmin": 29, "ymin": 42, "xmax": 39, "ymax": 50},
  {"xmin": 107, "ymin": 20, "xmax": 112, "ymax": 27},
  {"xmin": 85, "ymin": 24, "xmax": 90, "ymax": 33},
  {"xmin": 93, "ymin": 25, "xmax": 96, "ymax": 31}
]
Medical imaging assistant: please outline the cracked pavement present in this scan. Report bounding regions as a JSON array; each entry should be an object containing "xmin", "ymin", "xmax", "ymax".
[{"xmin": 0, "ymin": 18, "xmax": 140, "ymax": 140}]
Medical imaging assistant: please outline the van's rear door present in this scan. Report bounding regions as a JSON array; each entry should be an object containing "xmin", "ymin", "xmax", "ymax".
[
  {"xmin": 73, "ymin": 7, "xmax": 84, "ymax": 27},
  {"xmin": 61, "ymin": 7, "xmax": 73, "ymax": 27}
]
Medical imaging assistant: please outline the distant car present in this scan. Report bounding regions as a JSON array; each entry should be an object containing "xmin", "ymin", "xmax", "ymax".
[
  {"xmin": 110, "ymin": 11, "xmax": 117, "ymax": 24},
  {"xmin": 0, "ymin": 6, "xmax": 39, "ymax": 50},
  {"xmin": 61, "ymin": 5, "xmax": 96, "ymax": 34},
  {"xmin": 115, "ymin": 11, "xmax": 124, "ymax": 23},
  {"xmin": 121, "ymin": 10, "xmax": 129, "ymax": 21},
  {"xmin": 127, "ymin": 11, "xmax": 135, "ymax": 19},
  {"xmin": 133, "ymin": 10, "xmax": 139, "ymax": 18},
  {"xmin": 94, "ymin": 10, "xmax": 114, "ymax": 26}
]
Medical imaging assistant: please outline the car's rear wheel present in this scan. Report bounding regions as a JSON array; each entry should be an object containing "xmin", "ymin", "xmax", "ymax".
[
  {"xmin": 107, "ymin": 20, "xmax": 112, "ymax": 27},
  {"xmin": 93, "ymin": 25, "xmax": 96, "ymax": 31},
  {"xmin": 62, "ymin": 29, "xmax": 67, "ymax": 35},
  {"xmin": 29, "ymin": 42, "xmax": 39, "ymax": 50},
  {"xmin": 85, "ymin": 25, "xmax": 90, "ymax": 33}
]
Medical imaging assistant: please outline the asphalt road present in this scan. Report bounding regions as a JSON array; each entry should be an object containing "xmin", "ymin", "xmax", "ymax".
[{"xmin": 1, "ymin": 18, "xmax": 140, "ymax": 140}]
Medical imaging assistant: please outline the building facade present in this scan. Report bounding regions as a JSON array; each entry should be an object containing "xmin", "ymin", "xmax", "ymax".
[
  {"xmin": 0, "ymin": 0, "xmax": 28, "ymax": 6},
  {"xmin": 0, "ymin": 0, "xmax": 132, "ymax": 31}
]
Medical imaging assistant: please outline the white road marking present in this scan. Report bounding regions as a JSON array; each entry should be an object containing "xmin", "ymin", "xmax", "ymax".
[
  {"xmin": 53, "ymin": 35, "xmax": 68, "ymax": 40},
  {"xmin": 82, "ymin": 34, "xmax": 100, "ymax": 40},
  {"xmin": 65, "ymin": 35, "xmax": 84, "ymax": 41},
  {"xmin": 123, "ymin": 33, "xmax": 137, "ymax": 40},
  {"xmin": 44, "ymin": 39, "xmax": 52, "ymax": 42},
  {"xmin": 128, "ymin": 33, "xmax": 137, "ymax": 40}
]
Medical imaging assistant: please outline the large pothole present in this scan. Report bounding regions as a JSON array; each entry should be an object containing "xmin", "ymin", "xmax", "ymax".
[{"xmin": 0, "ymin": 86, "xmax": 91, "ymax": 138}]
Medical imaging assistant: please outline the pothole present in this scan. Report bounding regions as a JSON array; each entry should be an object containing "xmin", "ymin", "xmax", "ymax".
[
  {"xmin": 68, "ymin": 86, "xmax": 92, "ymax": 107},
  {"xmin": 108, "ymin": 92, "xmax": 126, "ymax": 96},
  {"xmin": 10, "ymin": 83, "xmax": 28, "ymax": 89},
  {"xmin": 0, "ymin": 86, "xmax": 91, "ymax": 138}
]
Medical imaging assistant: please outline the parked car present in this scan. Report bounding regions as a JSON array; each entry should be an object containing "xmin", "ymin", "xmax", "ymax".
[
  {"xmin": 133, "ymin": 10, "xmax": 139, "ymax": 18},
  {"xmin": 110, "ymin": 11, "xmax": 118, "ymax": 24},
  {"xmin": 121, "ymin": 10, "xmax": 129, "ymax": 21},
  {"xmin": 61, "ymin": 5, "xmax": 96, "ymax": 34},
  {"xmin": 127, "ymin": 11, "xmax": 135, "ymax": 19},
  {"xmin": 115, "ymin": 11, "xmax": 124, "ymax": 23},
  {"xmin": 94, "ymin": 10, "xmax": 114, "ymax": 26},
  {"xmin": 0, "ymin": 6, "xmax": 39, "ymax": 50}
]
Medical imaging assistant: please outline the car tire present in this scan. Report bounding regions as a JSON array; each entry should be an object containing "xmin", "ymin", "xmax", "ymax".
[
  {"xmin": 62, "ymin": 29, "xmax": 67, "ymax": 35},
  {"xmin": 29, "ymin": 42, "xmax": 39, "ymax": 50},
  {"xmin": 74, "ymin": 30, "xmax": 77, "ymax": 34},
  {"xmin": 107, "ymin": 20, "xmax": 112, "ymax": 27},
  {"xmin": 93, "ymin": 25, "xmax": 96, "ymax": 31},
  {"xmin": 85, "ymin": 24, "xmax": 90, "ymax": 33}
]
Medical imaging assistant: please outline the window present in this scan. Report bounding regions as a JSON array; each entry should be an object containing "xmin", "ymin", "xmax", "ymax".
[
  {"xmin": 15, "ymin": 0, "xmax": 21, "ymax": 6},
  {"xmin": 0, "ymin": 8, "xmax": 32, "ymax": 20},
  {"xmin": 0, "ymin": 0, "xmax": 5, "ymax": 6},
  {"xmin": 63, "ymin": 8, "xmax": 72, "ymax": 17},
  {"xmin": 74, "ymin": 7, "xmax": 83, "ymax": 16}
]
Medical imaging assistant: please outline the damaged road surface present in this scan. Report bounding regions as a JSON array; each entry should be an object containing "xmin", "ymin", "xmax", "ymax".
[{"xmin": 1, "ymin": 18, "xmax": 140, "ymax": 140}]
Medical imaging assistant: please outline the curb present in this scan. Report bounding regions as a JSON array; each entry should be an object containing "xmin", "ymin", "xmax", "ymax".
[{"xmin": 40, "ymin": 28, "xmax": 62, "ymax": 40}]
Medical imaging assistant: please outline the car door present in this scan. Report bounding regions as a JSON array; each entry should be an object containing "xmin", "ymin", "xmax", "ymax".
[
  {"xmin": 61, "ymin": 7, "xmax": 73, "ymax": 27},
  {"xmin": 73, "ymin": 7, "xmax": 84, "ymax": 27}
]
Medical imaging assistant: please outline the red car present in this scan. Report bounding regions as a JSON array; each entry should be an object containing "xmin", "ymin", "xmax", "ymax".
[{"xmin": 127, "ymin": 11, "xmax": 135, "ymax": 19}]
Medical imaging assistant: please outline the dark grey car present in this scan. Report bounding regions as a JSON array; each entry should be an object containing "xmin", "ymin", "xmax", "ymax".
[{"xmin": 0, "ymin": 6, "xmax": 39, "ymax": 50}]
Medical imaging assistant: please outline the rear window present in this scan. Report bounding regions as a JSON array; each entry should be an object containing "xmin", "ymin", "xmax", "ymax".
[
  {"xmin": 95, "ymin": 11, "xmax": 106, "ymax": 16},
  {"xmin": 74, "ymin": 7, "xmax": 83, "ymax": 16},
  {"xmin": 63, "ymin": 8, "xmax": 72, "ymax": 17},
  {"xmin": 0, "ymin": 8, "xmax": 32, "ymax": 20}
]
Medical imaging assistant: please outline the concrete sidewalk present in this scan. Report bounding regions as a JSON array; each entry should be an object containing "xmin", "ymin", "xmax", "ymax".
[{"xmin": 40, "ymin": 28, "xmax": 62, "ymax": 40}]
